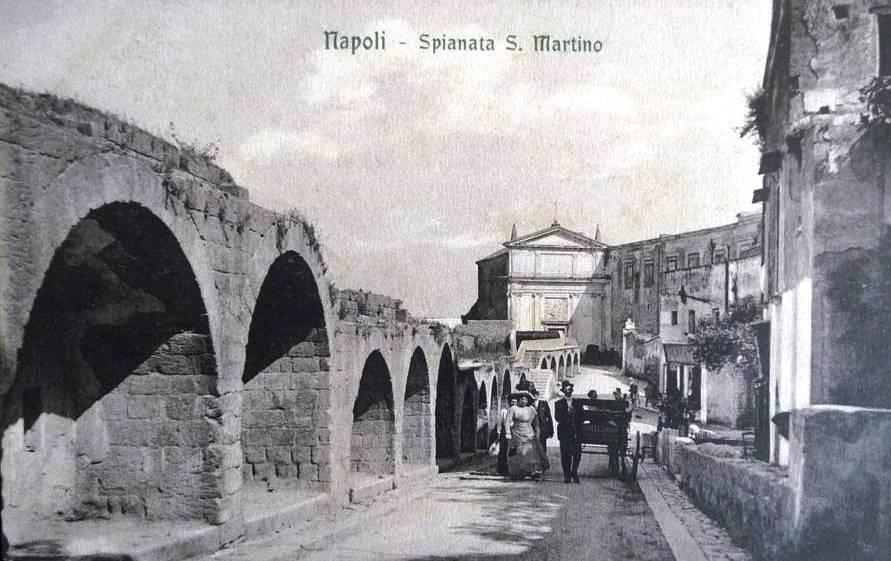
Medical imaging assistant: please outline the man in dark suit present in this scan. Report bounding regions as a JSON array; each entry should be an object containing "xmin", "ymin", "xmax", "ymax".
[{"xmin": 554, "ymin": 380, "xmax": 583, "ymax": 483}]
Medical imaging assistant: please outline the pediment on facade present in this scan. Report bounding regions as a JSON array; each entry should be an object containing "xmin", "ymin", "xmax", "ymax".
[{"xmin": 505, "ymin": 224, "xmax": 606, "ymax": 250}]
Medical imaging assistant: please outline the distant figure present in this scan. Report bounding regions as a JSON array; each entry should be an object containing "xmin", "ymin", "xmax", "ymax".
[
  {"xmin": 613, "ymin": 387, "xmax": 623, "ymax": 401},
  {"xmin": 533, "ymin": 388, "xmax": 554, "ymax": 449},
  {"xmin": 497, "ymin": 397, "xmax": 517, "ymax": 475},
  {"xmin": 629, "ymin": 382, "xmax": 639, "ymax": 408},
  {"xmin": 587, "ymin": 389, "xmax": 598, "ymax": 400}
]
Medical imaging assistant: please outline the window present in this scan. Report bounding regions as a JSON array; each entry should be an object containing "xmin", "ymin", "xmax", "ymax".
[
  {"xmin": 688, "ymin": 310, "xmax": 696, "ymax": 334},
  {"xmin": 643, "ymin": 261, "xmax": 655, "ymax": 287},
  {"xmin": 623, "ymin": 263, "xmax": 634, "ymax": 289},
  {"xmin": 666, "ymin": 255, "xmax": 678, "ymax": 272},
  {"xmin": 880, "ymin": 14, "xmax": 891, "ymax": 76},
  {"xmin": 671, "ymin": 311, "xmax": 678, "ymax": 325},
  {"xmin": 713, "ymin": 248, "xmax": 726, "ymax": 263},
  {"xmin": 687, "ymin": 252, "xmax": 700, "ymax": 268}
]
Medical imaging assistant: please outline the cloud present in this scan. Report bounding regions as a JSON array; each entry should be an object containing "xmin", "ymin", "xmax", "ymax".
[{"xmin": 239, "ymin": 129, "xmax": 341, "ymax": 162}]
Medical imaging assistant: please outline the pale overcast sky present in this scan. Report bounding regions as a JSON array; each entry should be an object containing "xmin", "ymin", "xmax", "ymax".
[{"xmin": 0, "ymin": 0, "xmax": 771, "ymax": 316}]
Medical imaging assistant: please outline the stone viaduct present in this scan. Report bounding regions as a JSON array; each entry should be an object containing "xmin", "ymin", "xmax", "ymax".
[{"xmin": 0, "ymin": 85, "xmax": 513, "ymax": 555}]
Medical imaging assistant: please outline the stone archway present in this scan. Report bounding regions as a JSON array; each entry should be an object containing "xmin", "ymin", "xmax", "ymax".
[
  {"xmin": 350, "ymin": 351, "xmax": 395, "ymax": 479},
  {"xmin": 488, "ymin": 381, "xmax": 498, "ymax": 444},
  {"xmin": 1, "ymin": 202, "xmax": 224, "ymax": 524},
  {"xmin": 557, "ymin": 356, "xmax": 565, "ymax": 381},
  {"xmin": 402, "ymin": 348, "xmax": 431, "ymax": 465},
  {"xmin": 459, "ymin": 375, "xmax": 478, "ymax": 453},
  {"xmin": 435, "ymin": 345, "xmax": 457, "ymax": 459},
  {"xmin": 540, "ymin": 358, "xmax": 548, "ymax": 370},
  {"xmin": 477, "ymin": 380, "xmax": 489, "ymax": 450},
  {"xmin": 241, "ymin": 251, "xmax": 329, "ymax": 492}
]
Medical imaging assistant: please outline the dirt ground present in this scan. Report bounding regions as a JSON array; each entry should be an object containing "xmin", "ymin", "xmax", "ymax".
[{"xmin": 205, "ymin": 447, "xmax": 675, "ymax": 561}]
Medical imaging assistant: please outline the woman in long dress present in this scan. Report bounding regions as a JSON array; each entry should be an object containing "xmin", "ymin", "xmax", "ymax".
[{"xmin": 505, "ymin": 393, "xmax": 550, "ymax": 480}]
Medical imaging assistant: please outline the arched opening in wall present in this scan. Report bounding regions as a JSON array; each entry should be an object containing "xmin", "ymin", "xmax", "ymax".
[
  {"xmin": 459, "ymin": 375, "xmax": 478, "ymax": 453},
  {"xmin": 540, "ymin": 358, "xmax": 547, "ymax": 370},
  {"xmin": 551, "ymin": 357, "xmax": 558, "ymax": 381},
  {"xmin": 502, "ymin": 370, "xmax": 512, "ymax": 400},
  {"xmin": 2, "ymin": 202, "xmax": 223, "ymax": 526},
  {"xmin": 488, "ymin": 382, "xmax": 498, "ymax": 445},
  {"xmin": 476, "ymin": 381, "xmax": 488, "ymax": 450},
  {"xmin": 434, "ymin": 346, "xmax": 457, "ymax": 459},
  {"xmin": 402, "ymin": 348, "xmax": 431, "ymax": 465},
  {"xmin": 557, "ymin": 356, "xmax": 565, "ymax": 381},
  {"xmin": 574, "ymin": 353, "xmax": 580, "ymax": 375},
  {"xmin": 350, "ymin": 351, "xmax": 395, "ymax": 482},
  {"xmin": 241, "ymin": 251, "xmax": 329, "ymax": 500}
]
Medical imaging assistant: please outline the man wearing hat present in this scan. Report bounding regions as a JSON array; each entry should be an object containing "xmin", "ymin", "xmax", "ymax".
[{"xmin": 554, "ymin": 380, "xmax": 584, "ymax": 483}]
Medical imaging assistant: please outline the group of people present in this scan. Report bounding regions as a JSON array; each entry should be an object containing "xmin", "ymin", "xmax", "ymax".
[{"xmin": 496, "ymin": 376, "xmax": 589, "ymax": 484}]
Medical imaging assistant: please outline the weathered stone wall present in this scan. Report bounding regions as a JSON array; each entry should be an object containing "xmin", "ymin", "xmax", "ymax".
[
  {"xmin": 609, "ymin": 213, "xmax": 762, "ymax": 352},
  {"xmin": 241, "ymin": 328, "xmax": 331, "ymax": 489},
  {"xmin": 677, "ymin": 445, "xmax": 796, "ymax": 561}
]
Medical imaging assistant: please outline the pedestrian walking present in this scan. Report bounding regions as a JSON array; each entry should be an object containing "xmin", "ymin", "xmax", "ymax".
[{"xmin": 554, "ymin": 380, "xmax": 584, "ymax": 483}]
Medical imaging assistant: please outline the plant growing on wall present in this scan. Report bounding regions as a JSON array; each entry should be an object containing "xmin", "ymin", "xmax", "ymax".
[
  {"xmin": 859, "ymin": 76, "xmax": 891, "ymax": 128},
  {"xmin": 690, "ymin": 298, "xmax": 761, "ymax": 378},
  {"xmin": 739, "ymin": 87, "xmax": 767, "ymax": 149}
]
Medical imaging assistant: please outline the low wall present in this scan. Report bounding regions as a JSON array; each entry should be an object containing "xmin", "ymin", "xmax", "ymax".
[
  {"xmin": 677, "ymin": 445, "xmax": 795, "ymax": 561},
  {"xmin": 656, "ymin": 405, "xmax": 891, "ymax": 560}
]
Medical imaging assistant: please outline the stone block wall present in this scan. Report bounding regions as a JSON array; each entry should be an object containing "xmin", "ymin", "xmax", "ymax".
[
  {"xmin": 677, "ymin": 445, "xmax": 795, "ymax": 561},
  {"xmin": 2, "ymin": 332, "xmax": 235, "ymax": 524},
  {"xmin": 335, "ymin": 290, "xmax": 406, "ymax": 323},
  {"xmin": 241, "ymin": 328, "xmax": 331, "ymax": 489},
  {"xmin": 401, "ymin": 385, "xmax": 431, "ymax": 464},
  {"xmin": 350, "ymin": 401, "xmax": 395, "ymax": 475},
  {"xmin": 79, "ymin": 332, "xmax": 231, "ymax": 522}
]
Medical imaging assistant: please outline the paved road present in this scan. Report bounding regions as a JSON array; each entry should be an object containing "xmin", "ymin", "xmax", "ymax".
[{"xmin": 206, "ymin": 448, "xmax": 675, "ymax": 561}]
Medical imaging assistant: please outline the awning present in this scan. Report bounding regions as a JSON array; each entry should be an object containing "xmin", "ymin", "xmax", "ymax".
[{"xmin": 663, "ymin": 343, "xmax": 699, "ymax": 365}]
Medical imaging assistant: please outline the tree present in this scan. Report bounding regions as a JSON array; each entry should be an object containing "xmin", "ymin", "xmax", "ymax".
[{"xmin": 690, "ymin": 298, "xmax": 762, "ymax": 378}]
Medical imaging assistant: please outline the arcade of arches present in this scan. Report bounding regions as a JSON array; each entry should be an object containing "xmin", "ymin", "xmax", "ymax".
[{"xmin": 0, "ymin": 84, "xmax": 518, "ymax": 556}]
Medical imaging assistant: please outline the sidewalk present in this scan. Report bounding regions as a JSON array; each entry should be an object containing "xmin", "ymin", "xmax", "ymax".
[{"xmin": 638, "ymin": 462, "xmax": 753, "ymax": 561}]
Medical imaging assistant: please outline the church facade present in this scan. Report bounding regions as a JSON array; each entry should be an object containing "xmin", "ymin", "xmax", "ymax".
[
  {"xmin": 466, "ymin": 221, "xmax": 612, "ymax": 351},
  {"xmin": 466, "ymin": 213, "xmax": 763, "ymax": 360}
]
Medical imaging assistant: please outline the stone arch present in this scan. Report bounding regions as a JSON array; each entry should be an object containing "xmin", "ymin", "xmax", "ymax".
[
  {"xmin": 402, "ymin": 347, "xmax": 432, "ymax": 464},
  {"xmin": 350, "ymin": 351, "xmax": 395, "ymax": 478},
  {"xmin": 435, "ymin": 345, "xmax": 457, "ymax": 458},
  {"xmin": 502, "ymin": 370, "xmax": 512, "ymax": 400},
  {"xmin": 476, "ymin": 380, "xmax": 489, "ymax": 450},
  {"xmin": 241, "ymin": 251, "xmax": 329, "ymax": 490},
  {"xmin": 460, "ymin": 374, "xmax": 478, "ymax": 453},
  {"xmin": 557, "ymin": 355, "xmax": 565, "ymax": 381},
  {"xmin": 550, "ymin": 356, "xmax": 558, "ymax": 380},
  {"xmin": 1, "ymin": 202, "xmax": 224, "ymax": 524},
  {"xmin": 540, "ymin": 358, "xmax": 548, "ymax": 369}
]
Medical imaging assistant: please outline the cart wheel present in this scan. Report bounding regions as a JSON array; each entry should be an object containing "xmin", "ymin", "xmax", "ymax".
[{"xmin": 631, "ymin": 431, "xmax": 641, "ymax": 481}]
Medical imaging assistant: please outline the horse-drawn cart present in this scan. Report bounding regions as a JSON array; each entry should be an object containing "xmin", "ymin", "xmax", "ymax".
[{"xmin": 576, "ymin": 398, "xmax": 641, "ymax": 479}]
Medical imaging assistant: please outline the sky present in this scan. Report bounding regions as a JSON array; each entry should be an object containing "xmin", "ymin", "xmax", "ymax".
[{"xmin": 0, "ymin": 0, "xmax": 772, "ymax": 317}]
